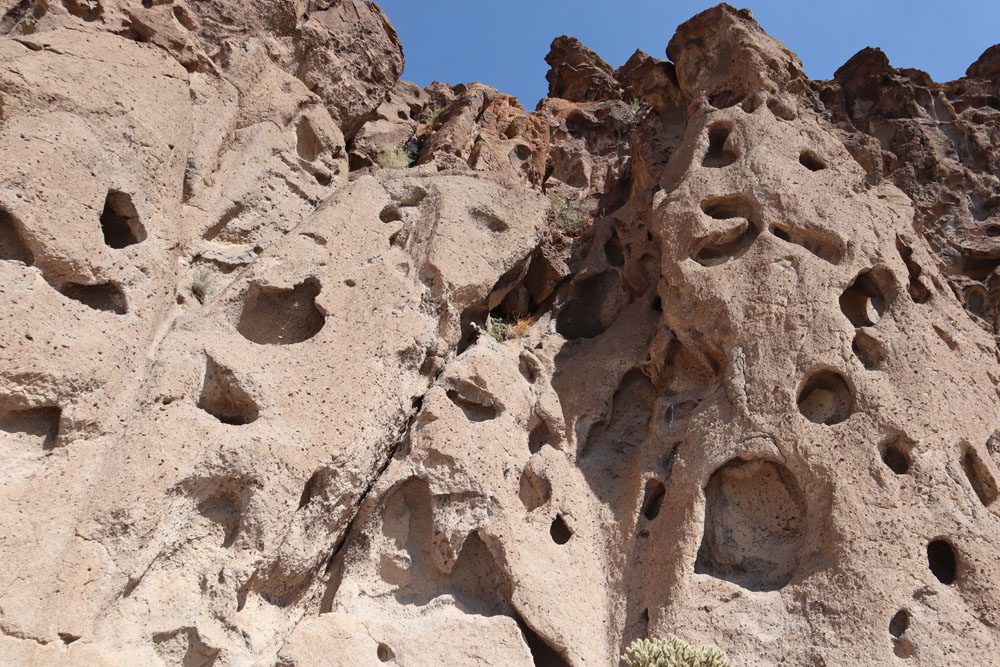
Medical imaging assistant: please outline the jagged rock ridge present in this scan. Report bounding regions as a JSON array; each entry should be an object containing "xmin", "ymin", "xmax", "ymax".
[{"xmin": 1, "ymin": 2, "xmax": 1000, "ymax": 665}]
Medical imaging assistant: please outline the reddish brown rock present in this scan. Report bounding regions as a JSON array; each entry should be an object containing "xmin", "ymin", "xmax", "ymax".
[{"xmin": 545, "ymin": 34, "xmax": 622, "ymax": 103}]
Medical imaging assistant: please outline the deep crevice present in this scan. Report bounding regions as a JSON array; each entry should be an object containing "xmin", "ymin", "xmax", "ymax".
[{"xmin": 100, "ymin": 190, "xmax": 146, "ymax": 249}]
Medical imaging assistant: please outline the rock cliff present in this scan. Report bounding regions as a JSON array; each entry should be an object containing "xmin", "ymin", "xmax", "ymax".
[{"xmin": 1, "ymin": 2, "xmax": 1000, "ymax": 665}]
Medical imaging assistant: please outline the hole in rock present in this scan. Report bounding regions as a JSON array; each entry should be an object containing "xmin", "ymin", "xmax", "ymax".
[
  {"xmin": 702, "ymin": 196, "xmax": 754, "ymax": 221},
  {"xmin": 889, "ymin": 609, "xmax": 910, "ymax": 638},
  {"xmin": 641, "ymin": 479, "xmax": 665, "ymax": 521},
  {"xmin": 297, "ymin": 469, "xmax": 327, "ymax": 509},
  {"xmin": 961, "ymin": 443, "xmax": 998, "ymax": 507},
  {"xmin": 550, "ymin": 515, "xmax": 572, "ymax": 545},
  {"xmin": 379, "ymin": 205, "xmax": 402, "ymax": 223},
  {"xmin": 0, "ymin": 405, "xmax": 61, "ymax": 449},
  {"xmin": 604, "ymin": 232, "xmax": 625, "ymax": 266},
  {"xmin": 840, "ymin": 269, "xmax": 889, "ymax": 326},
  {"xmin": 707, "ymin": 90, "xmax": 741, "ymax": 109},
  {"xmin": 799, "ymin": 150, "xmax": 827, "ymax": 171},
  {"xmin": 852, "ymin": 330, "xmax": 887, "ymax": 370},
  {"xmin": 702, "ymin": 123, "xmax": 737, "ymax": 168},
  {"xmin": 295, "ymin": 118, "xmax": 322, "ymax": 162},
  {"xmin": 59, "ymin": 282, "xmax": 128, "ymax": 315},
  {"xmin": 519, "ymin": 467, "xmax": 551, "ymax": 512},
  {"xmin": 197, "ymin": 357, "xmax": 259, "ymax": 425},
  {"xmin": 770, "ymin": 223, "xmax": 843, "ymax": 263},
  {"xmin": 881, "ymin": 438, "xmax": 912, "ymax": 475},
  {"xmin": 694, "ymin": 195, "xmax": 758, "ymax": 266},
  {"xmin": 889, "ymin": 609, "xmax": 914, "ymax": 658},
  {"xmin": 515, "ymin": 613, "xmax": 570, "ymax": 667},
  {"xmin": 376, "ymin": 643, "xmax": 394, "ymax": 662},
  {"xmin": 446, "ymin": 387, "xmax": 500, "ymax": 422},
  {"xmin": 927, "ymin": 539, "xmax": 957, "ymax": 585},
  {"xmin": 197, "ymin": 493, "xmax": 241, "ymax": 548},
  {"xmin": 896, "ymin": 237, "xmax": 931, "ymax": 304},
  {"xmin": 58, "ymin": 632, "xmax": 81, "ymax": 645},
  {"xmin": 389, "ymin": 185, "xmax": 427, "ymax": 208},
  {"xmin": 513, "ymin": 144, "xmax": 532, "ymax": 160},
  {"xmin": 237, "ymin": 278, "xmax": 325, "ymax": 345},
  {"xmin": 528, "ymin": 421, "xmax": 559, "ymax": 453},
  {"xmin": 797, "ymin": 369, "xmax": 854, "ymax": 425},
  {"xmin": 578, "ymin": 367, "xmax": 655, "ymax": 461},
  {"xmin": 964, "ymin": 287, "xmax": 990, "ymax": 323},
  {"xmin": 151, "ymin": 627, "xmax": 219, "ymax": 667},
  {"xmin": 100, "ymin": 191, "xmax": 146, "ymax": 249},
  {"xmin": 695, "ymin": 458, "xmax": 805, "ymax": 591},
  {"xmin": 767, "ymin": 97, "xmax": 797, "ymax": 121},
  {"xmin": 555, "ymin": 270, "xmax": 628, "ymax": 340},
  {"xmin": 0, "ymin": 208, "xmax": 33, "ymax": 264}
]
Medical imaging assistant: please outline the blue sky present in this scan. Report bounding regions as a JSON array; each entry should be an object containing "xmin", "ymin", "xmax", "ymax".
[{"xmin": 376, "ymin": 1, "xmax": 1000, "ymax": 110}]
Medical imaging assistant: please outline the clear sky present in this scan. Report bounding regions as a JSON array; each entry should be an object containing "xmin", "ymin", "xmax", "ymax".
[{"xmin": 376, "ymin": 1, "xmax": 1000, "ymax": 110}]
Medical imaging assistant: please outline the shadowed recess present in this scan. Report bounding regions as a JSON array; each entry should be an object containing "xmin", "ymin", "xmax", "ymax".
[
  {"xmin": 238, "ymin": 278, "xmax": 325, "ymax": 344},
  {"xmin": 100, "ymin": 190, "xmax": 146, "ymax": 249},
  {"xmin": 695, "ymin": 458, "xmax": 805, "ymax": 591},
  {"xmin": 797, "ymin": 369, "xmax": 854, "ymax": 425}
]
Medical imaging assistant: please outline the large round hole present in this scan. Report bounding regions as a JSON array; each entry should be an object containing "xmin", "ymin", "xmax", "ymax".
[
  {"xmin": 840, "ymin": 269, "xmax": 889, "ymax": 327},
  {"xmin": 927, "ymin": 539, "xmax": 957, "ymax": 585},
  {"xmin": 237, "ymin": 278, "xmax": 325, "ymax": 345},
  {"xmin": 796, "ymin": 369, "xmax": 854, "ymax": 425}
]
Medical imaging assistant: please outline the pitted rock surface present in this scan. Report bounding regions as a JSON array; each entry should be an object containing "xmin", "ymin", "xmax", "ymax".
[{"xmin": 2, "ymin": 3, "xmax": 1000, "ymax": 666}]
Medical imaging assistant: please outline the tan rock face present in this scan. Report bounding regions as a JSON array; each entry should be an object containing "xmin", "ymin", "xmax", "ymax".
[{"xmin": 2, "ymin": 2, "xmax": 1000, "ymax": 666}]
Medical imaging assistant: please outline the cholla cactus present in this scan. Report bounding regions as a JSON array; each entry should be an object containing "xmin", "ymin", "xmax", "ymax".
[{"xmin": 622, "ymin": 635, "xmax": 731, "ymax": 667}]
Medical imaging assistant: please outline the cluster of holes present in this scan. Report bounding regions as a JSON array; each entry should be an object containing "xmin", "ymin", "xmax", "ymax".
[{"xmin": 2, "ymin": 196, "xmax": 134, "ymax": 315}]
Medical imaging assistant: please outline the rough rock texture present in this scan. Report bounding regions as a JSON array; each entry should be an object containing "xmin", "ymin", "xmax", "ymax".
[{"xmin": 2, "ymin": 2, "xmax": 1000, "ymax": 666}]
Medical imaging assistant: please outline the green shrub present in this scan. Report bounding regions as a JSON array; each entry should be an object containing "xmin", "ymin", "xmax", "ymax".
[
  {"xmin": 546, "ymin": 194, "xmax": 587, "ymax": 237},
  {"xmin": 622, "ymin": 636, "xmax": 731, "ymax": 667},
  {"xmin": 428, "ymin": 106, "xmax": 445, "ymax": 124},
  {"xmin": 486, "ymin": 314, "xmax": 509, "ymax": 342},
  {"xmin": 630, "ymin": 97, "xmax": 644, "ymax": 112},
  {"xmin": 377, "ymin": 146, "xmax": 410, "ymax": 169}
]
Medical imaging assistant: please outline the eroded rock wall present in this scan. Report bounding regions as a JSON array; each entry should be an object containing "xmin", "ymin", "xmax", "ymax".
[{"xmin": 1, "ymin": 2, "xmax": 1000, "ymax": 666}]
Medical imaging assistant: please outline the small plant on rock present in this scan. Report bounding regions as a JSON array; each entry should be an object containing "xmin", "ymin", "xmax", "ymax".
[
  {"xmin": 546, "ymin": 194, "xmax": 587, "ymax": 237},
  {"xmin": 191, "ymin": 268, "xmax": 214, "ymax": 304},
  {"xmin": 377, "ymin": 145, "xmax": 410, "ymax": 169},
  {"xmin": 428, "ymin": 106, "xmax": 446, "ymax": 125},
  {"xmin": 630, "ymin": 97, "xmax": 644, "ymax": 112},
  {"xmin": 622, "ymin": 636, "xmax": 731, "ymax": 667},
  {"xmin": 486, "ymin": 314, "xmax": 535, "ymax": 342}
]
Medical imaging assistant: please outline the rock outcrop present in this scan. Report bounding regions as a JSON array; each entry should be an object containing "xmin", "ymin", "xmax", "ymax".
[{"xmin": 1, "ymin": 2, "xmax": 1000, "ymax": 666}]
